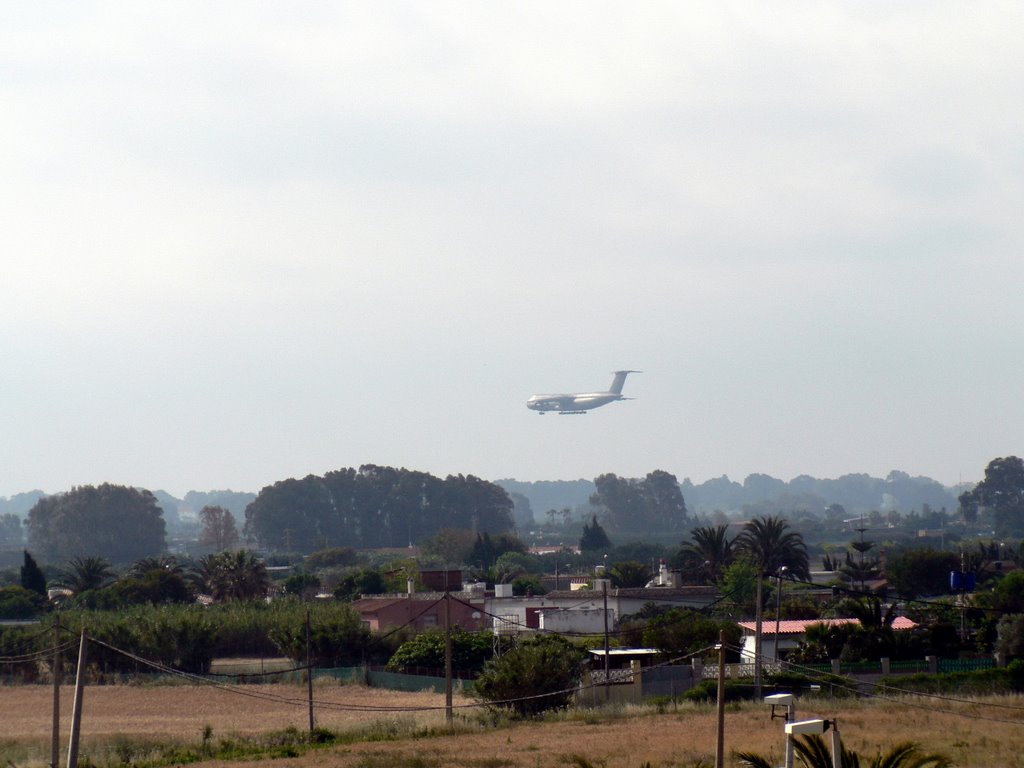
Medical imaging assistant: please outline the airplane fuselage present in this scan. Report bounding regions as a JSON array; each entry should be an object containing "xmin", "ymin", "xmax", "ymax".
[
  {"xmin": 526, "ymin": 370, "xmax": 639, "ymax": 414},
  {"xmin": 526, "ymin": 391, "xmax": 625, "ymax": 414}
]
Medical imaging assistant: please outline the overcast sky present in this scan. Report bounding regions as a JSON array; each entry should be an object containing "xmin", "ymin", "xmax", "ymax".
[{"xmin": 2, "ymin": 3, "xmax": 1021, "ymax": 499}]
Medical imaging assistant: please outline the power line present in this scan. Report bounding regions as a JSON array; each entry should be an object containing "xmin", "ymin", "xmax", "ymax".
[
  {"xmin": 722, "ymin": 641, "xmax": 1024, "ymax": 727},
  {"xmin": 0, "ymin": 639, "xmax": 77, "ymax": 664}
]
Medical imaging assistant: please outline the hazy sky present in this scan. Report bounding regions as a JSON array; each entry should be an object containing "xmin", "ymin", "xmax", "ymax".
[{"xmin": 3, "ymin": 3, "xmax": 1021, "ymax": 499}]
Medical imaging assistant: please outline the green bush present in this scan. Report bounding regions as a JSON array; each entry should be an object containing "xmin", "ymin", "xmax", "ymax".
[
  {"xmin": 0, "ymin": 585, "xmax": 46, "ymax": 619},
  {"xmin": 877, "ymin": 660, "xmax": 1024, "ymax": 696},
  {"xmin": 268, "ymin": 602, "xmax": 372, "ymax": 666},
  {"xmin": 474, "ymin": 634, "xmax": 586, "ymax": 716},
  {"xmin": 681, "ymin": 678, "xmax": 748, "ymax": 703},
  {"xmin": 386, "ymin": 629, "xmax": 493, "ymax": 674}
]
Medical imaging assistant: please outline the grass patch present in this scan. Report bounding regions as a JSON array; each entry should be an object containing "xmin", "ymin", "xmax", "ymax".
[{"xmin": 350, "ymin": 755, "xmax": 441, "ymax": 768}]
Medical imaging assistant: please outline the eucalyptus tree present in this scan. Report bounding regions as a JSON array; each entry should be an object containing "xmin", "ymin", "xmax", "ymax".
[
  {"xmin": 198, "ymin": 505, "xmax": 239, "ymax": 552},
  {"xmin": 26, "ymin": 484, "xmax": 166, "ymax": 563},
  {"xmin": 735, "ymin": 515, "xmax": 809, "ymax": 696}
]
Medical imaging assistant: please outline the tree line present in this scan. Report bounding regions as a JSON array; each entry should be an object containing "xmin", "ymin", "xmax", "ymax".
[
  {"xmin": 13, "ymin": 467, "xmax": 515, "ymax": 563},
  {"xmin": 243, "ymin": 465, "xmax": 514, "ymax": 552}
]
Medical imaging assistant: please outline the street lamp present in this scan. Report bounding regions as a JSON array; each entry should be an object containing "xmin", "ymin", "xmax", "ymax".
[{"xmin": 773, "ymin": 566, "xmax": 788, "ymax": 665}]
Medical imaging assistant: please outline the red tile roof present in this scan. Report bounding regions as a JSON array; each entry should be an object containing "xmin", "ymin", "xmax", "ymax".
[{"xmin": 737, "ymin": 617, "xmax": 917, "ymax": 635}]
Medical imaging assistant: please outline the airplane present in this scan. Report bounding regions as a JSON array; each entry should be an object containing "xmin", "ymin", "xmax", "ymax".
[{"xmin": 526, "ymin": 370, "xmax": 640, "ymax": 415}]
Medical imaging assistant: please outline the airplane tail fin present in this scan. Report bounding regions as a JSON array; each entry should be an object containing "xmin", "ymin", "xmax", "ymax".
[{"xmin": 608, "ymin": 370, "xmax": 640, "ymax": 395}]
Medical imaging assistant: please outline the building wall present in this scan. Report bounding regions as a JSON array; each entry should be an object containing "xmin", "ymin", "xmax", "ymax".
[
  {"xmin": 541, "ymin": 608, "xmax": 608, "ymax": 634},
  {"xmin": 355, "ymin": 595, "xmax": 485, "ymax": 633}
]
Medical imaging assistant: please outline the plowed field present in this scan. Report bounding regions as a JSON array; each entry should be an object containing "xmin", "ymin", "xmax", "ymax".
[{"xmin": 3, "ymin": 684, "xmax": 1023, "ymax": 767}]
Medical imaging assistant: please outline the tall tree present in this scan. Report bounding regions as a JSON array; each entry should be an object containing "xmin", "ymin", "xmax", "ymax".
[
  {"xmin": 591, "ymin": 471, "xmax": 687, "ymax": 533},
  {"xmin": 244, "ymin": 466, "xmax": 514, "ymax": 552},
  {"xmin": 198, "ymin": 505, "xmax": 239, "ymax": 551},
  {"xmin": 641, "ymin": 470, "xmax": 689, "ymax": 530},
  {"xmin": 20, "ymin": 550, "xmax": 47, "ymax": 595},
  {"xmin": 25, "ymin": 484, "xmax": 166, "ymax": 563},
  {"xmin": 885, "ymin": 548, "xmax": 959, "ymax": 599},
  {"xmin": 579, "ymin": 515, "xmax": 611, "ymax": 553},
  {"xmin": 961, "ymin": 456, "xmax": 1024, "ymax": 535},
  {"xmin": 0, "ymin": 513, "xmax": 23, "ymax": 547},
  {"xmin": 735, "ymin": 515, "xmax": 809, "ymax": 695}
]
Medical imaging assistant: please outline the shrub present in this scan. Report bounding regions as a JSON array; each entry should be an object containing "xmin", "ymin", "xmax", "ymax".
[
  {"xmin": 474, "ymin": 634, "xmax": 585, "ymax": 716},
  {"xmin": 386, "ymin": 629, "xmax": 493, "ymax": 674},
  {"xmin": 0, "ymin": 585, "xmax": 46, "ymax": 619}
]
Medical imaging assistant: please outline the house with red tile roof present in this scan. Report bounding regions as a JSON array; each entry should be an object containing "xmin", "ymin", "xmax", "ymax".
[
  {"xmin": 351, "ymin": 593, "xmax": 486, "ymax": 633},
  {"xmin": 737, "ymin": 616, "xmax": 918, "ymax": 661}
]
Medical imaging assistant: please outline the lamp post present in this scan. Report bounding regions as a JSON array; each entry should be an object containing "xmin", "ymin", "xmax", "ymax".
[{"xmin": 773, "ymin": 566, "xmax": 788, "ymax": 665}]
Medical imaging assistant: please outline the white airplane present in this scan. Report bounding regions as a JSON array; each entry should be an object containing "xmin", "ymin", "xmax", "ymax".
[{"xmin": 526, "ymin": 370, "xmax": 640, "ymax": 415}]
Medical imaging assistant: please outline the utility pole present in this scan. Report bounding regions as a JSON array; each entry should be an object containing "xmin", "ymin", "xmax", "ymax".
[
  {"xmin": 773, "ymin": 566, "xmax": 788, "ymax": 666},
  {"xmin": 602, "ymin": 578, "xmax": 610, "ymax": 702},
  {"xmin": 714, "ymin": 630, "xmax": 726, "ymax": 768},
  {"xmin": 51, "ymin": 611, "xmax": 61, "ymax": 768},
  {"xmin": 305, "ymin": 609, "xmax": 314, "ymax": 734},
  {"xmin": 444, "ymin": 587, "xmax": 453, "ymax": 726},
  {"xmin": 753, "ymin": 571, "xmax": 764, "ymax": 700},
  {"xmin": 66, "ymin": 631, "xmax": 88, "ymax": 768}
]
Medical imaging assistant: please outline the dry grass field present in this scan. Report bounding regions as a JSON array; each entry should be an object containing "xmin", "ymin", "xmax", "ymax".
[{"xmin": 3, "ymin": 681, "xmax": 1024, "ymax": 768}]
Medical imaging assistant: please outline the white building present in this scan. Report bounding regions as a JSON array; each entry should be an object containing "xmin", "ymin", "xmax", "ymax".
[{"xmin": 484, "ymin": 584, "xmax": 721, "ymax": 636}]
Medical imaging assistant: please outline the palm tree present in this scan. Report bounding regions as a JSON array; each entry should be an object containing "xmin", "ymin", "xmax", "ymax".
[
  {"xmin": 60, "ymin": 556, "xmax": 115, "ymax": 594},
  {"xmin": 678, "ymin": 524, "xmax": 735, "ymax": 583},
  {"xmin": 735, "ymin": 515, "xmax": 810, "ymax": 696},
  {"xmin": 736, "ymin": 733, "xmax": 952, "ymax": 767},
  {"xmin": 609, "ymin": 560, "xmax": 652, "ymax": 588},
  {"xmin": 789, "ymin": 620, "xmax": 851, "ymax": 664},
  {"xmin": 128, "ymin": 555, "xmax": 185, "ymax": 578},
  {"xmin": 199, "ymin": 550, "xmax": 270, "ymax": 601}
]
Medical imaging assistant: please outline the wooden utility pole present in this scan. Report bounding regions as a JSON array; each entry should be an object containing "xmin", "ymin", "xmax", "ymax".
[
  {"xmin": 602, "ymin": 579, "xmax": 610, "ymax": 702},
  {"xmin": 444, "ymin": 589, "xmax": 453, "ymax": 726},
  {"xmin": 714, "ymin": 630, "xmax": 726, "ymax": 768},
  {"xmin": 51, "ymin": 611, "xmax": 61, "ymax": 768},
  {"xmin": 66, "ymin": 631, "xmax": 88, "ymax": 768},
  {"xmin": 753, "ymin": 573, "xmax": 764, "ymax": 700},
  {"xmin": 305, "ymin": 609, "xmax": 314, "ymax": 734}
]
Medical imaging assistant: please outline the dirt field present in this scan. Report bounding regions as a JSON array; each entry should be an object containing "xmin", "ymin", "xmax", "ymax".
[
  {"xmin": 3, "ymin": 682, "xmax": 1024, "ymax": 768},
  {"xmin": 0, "ymin": 682, "xmax": 449, "ymax": 739}
]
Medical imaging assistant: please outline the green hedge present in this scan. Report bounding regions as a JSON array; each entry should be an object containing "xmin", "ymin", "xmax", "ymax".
[{"xmin": 0, "ymin": 599, "xmax": 399, "ymax": 679}]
